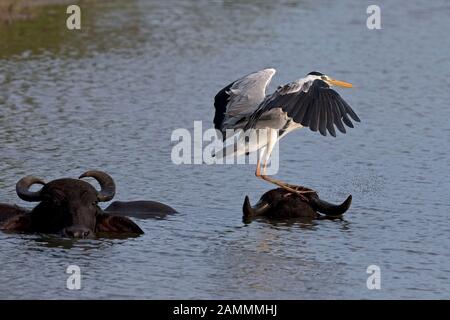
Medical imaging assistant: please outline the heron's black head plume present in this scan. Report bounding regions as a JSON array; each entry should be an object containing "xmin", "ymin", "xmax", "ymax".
[{"xmin": 307, "ymin": 71, "xmax": 324, "ymax": 76}]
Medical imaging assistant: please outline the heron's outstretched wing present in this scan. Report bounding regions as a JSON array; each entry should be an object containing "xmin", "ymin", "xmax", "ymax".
[
  {"xmin": 245, "ymin": 79, "xmax": 360, "ymax": 137},
  {"xmin": 214, "ymin": 68, "xmax": 276, "ymax": 135}
]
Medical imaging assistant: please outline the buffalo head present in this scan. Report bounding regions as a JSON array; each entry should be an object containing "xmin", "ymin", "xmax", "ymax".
[
  {"xmin": 5, "ymin": 170, "xmax": 143, "ymax": 238},
  {"xmin": 243, "ymin": 187, "xmax": 352, "ymax": 222}
]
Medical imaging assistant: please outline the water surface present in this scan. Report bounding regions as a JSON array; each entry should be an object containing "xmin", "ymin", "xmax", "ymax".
[{"xmin": 0, "ymin": 0, "xmax": 449, "ymax": 299}]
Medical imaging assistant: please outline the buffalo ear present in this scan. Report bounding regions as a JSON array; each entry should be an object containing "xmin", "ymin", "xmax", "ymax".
[
  {"xmin": 0, "ymin": 214, "xmax": 32, "ymax": 232},
  {"xmin": 96, "ymin": 213, "xmax": 144, "ymax": 235}
]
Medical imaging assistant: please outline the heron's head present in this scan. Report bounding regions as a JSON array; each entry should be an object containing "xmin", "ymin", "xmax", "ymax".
[{"xmin": 307, "ymin": 71, "xmax": 353, "ymax": 88}]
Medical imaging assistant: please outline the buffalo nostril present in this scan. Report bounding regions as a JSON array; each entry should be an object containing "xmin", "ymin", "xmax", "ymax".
[{"xmin": 63, "ymin": 227, "xmax": 91, "ymax": 238}]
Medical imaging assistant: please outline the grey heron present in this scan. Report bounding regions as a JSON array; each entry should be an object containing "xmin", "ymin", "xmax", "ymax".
[{"xmin": 213, "ymin": 68, "xmax": 360, "ymax": 195}]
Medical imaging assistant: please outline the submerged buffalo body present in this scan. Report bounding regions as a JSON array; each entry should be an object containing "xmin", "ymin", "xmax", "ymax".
[
  {"xmin": 105, "ymin": 200, "xmax": 177, "ymax": 219},
  {"xmin": 0, "ymin": 171, "xmax": 154, "ymax": 238},
  {"xmin": 243, "ymin": 187, "xmax": 352, "ymax": 221}
]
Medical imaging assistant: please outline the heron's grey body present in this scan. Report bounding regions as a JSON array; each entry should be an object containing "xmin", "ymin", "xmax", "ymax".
[{"xmin": 213, "ymin": 68, "xmax": 360, "ymax": 161}]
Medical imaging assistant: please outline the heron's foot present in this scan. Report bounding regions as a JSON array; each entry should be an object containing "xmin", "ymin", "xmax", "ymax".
[
  {"xmin": 280, "ymin": 184, "xmax": 316, "ymax": 201},
  {"xmin": 259, "ymin": 175, "xmax": 302, "ymax": 194},
  {"xmin": 258, "ymin": 175, "xmax": 317, "ymax": 201},
  {"xmin": 283, "ymin": 184, "xmax": 316, "ymax": 194},
  {"xmin": 284, "ymin": 183, "xmax": 317, "ymax": 194}
]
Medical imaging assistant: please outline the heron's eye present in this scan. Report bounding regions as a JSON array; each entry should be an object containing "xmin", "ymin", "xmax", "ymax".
[{"xmin": 321, "ymin": 76, "xmax": 327, "ymax": 80}]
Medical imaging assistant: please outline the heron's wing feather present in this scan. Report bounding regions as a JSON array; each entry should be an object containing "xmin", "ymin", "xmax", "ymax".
[
  {"xmin": 214, "ymin": 68, "xmax": 276, "ymax": 133},
  {"xmin": 318, "ymin": 93, "xmax": 328, "ymax": 136},
  {"xmin": 246, "ymin": 79, "xmax": 360, "ymax": 136},
  {"xmin": 213, "ymin": 81, "xmax": 234, "ymax": 131}
]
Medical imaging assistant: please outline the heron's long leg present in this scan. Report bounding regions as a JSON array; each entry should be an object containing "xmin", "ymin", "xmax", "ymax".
[
  {"xmin": 259, "ymin": 160, "xmax": 315, "ymax": 195},
  {"xmin": 254, "ymin": 130, "xmax": 315, "ymax": 196},
  {"xmin": 255, "ymin": 157, "xmax": 297, "ymax": 191}
]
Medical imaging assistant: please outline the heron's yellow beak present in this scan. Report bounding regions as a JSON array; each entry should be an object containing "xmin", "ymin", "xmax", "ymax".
[{"xmin": 326, "ymin": 78, "xmax": 353, "ymax": 88}]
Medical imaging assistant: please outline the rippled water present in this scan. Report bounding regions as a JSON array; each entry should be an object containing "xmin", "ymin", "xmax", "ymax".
[{"xmin": 0, "ymin": 0, "xmax": 449, "ymax": 299}]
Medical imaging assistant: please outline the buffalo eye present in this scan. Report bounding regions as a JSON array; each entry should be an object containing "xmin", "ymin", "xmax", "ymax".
[{"xmin": 45, "ymin": 194, "xmax": 61, "ymax": 206}]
